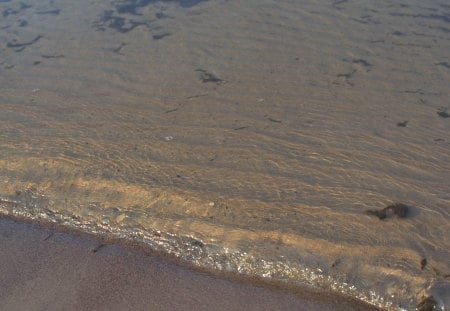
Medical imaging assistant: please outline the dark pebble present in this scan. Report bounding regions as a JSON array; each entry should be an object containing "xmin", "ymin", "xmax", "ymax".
[
  {"xmin": 366, "ymin": 203, "xmax": 409, "ymax": 220},
  {"xmin": 437, "ymin": 110, "xmax": 450, "ymax": 118},
  {"xmin": 385, "ymin": 203, "xmax": 408, "ymax": 218},
  {"xmin": 421, "ymin": 258, "xmax": 427, "ymax": 270}
]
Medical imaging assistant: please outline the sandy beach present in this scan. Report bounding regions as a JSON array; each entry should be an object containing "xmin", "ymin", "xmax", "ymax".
[{"xmin": 0, "ymin": 216, "xmax": 380, "ymax": 311}]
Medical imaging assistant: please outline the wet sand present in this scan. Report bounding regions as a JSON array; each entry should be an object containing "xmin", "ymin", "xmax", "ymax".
[{"xmin": 0, "ymin": 216, "xmax": 380, "ymax": 311}]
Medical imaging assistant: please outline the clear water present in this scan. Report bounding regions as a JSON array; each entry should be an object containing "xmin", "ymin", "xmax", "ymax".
[{"xmin": 1, "ymin": 0, "xmax": 449, "ymax": 310}]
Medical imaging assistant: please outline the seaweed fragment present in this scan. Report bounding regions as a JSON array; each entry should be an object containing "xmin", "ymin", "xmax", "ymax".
[
  {"xmin": 165, "ymin": 107, "xmax": 178, "ymax": 113},
  {"xmin": 92, "ymin": 243, "xmax": 106, "ymax": 253},
  {"xmin": 268, "ymin": 117, "xmax": 282, "ymax": 123},
  {"xmin": 234, "ymin": 126, "xmax": 248, "ymax": 131},
  {"xmin": 366, "ymin": 203, "xmax": 409, "ymax": 220},
  {"xmin": 43, "ymin": 232, "xmax": 54, "ymax": 241}
]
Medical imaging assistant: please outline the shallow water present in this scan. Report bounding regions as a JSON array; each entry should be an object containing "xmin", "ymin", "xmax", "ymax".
[{"xmin": 1, "ymin": 0, "xmax": 449, "ymax": 309}]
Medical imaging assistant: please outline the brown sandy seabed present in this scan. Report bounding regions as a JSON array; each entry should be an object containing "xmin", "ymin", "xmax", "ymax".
[{"xmin": 1, "ymin": 0, "xmax": 450, "ymax": 310}]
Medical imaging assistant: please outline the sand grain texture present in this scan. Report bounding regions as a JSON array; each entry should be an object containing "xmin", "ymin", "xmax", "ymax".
[{"xmin": 0, "ymin": 217, "xmax": 379, "ymax": 311}]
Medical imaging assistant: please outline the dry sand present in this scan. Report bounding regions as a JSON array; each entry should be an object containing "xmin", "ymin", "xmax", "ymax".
[{"xmin": 0, "ymin": 216, "xmax": 380, "ymax": 311}]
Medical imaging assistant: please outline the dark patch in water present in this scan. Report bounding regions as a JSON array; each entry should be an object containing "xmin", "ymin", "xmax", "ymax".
[
  {"xmin": 331, "ymin": 258, "xmax": 341, "ymax": 268},
  {"xmin": 416, "ymin": 296, "xmax": 438, "ymax": 311},
  {"xmin": 391, "ymin": 30, "xmax": 406, "ymax": 36},
  {"xmin": 7, "ymin": 35, "xmax": 42, "ymax": 48},
  {"xmin": 156, "ymin": 12, "xmax": 170, "ymax": 19},
  {"xmin": 116, "ymin": 0, "xmax": 208, "ymax": 15},
  {"xmin": 95, "ymin": 10, "xmax": 148, "ymax": 33},
  {"xmin": 437, "ymin": 109, "xmax": 450, "ymax": 118},
  {"xmin": 2, "ymin": 8, "xmax": 18, "ymax": 17},
  {"xmin": 2, "ymin": 2, "xmax": 31, "ymax": 17},
  {"xmin": 153, "ymin": 32, "xmax": 170, "ymax": 40},
  {"xmin": 397, "ymin": 120, "xmax": 408, "ymax": 127},
  {"xmin": 436, "ymin": 62, "xmax": 450, "ymax": 69},
  {"xmin": 366, "ymin": 203, "xmax": 409, "ymax": 220},
  {"xmin": 116, "ymin": 0, "xmax": 152, "ymax": 15},
  {"xmin": 95, "ymin": 0, "xmax": 208, "ymax": 33}
]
